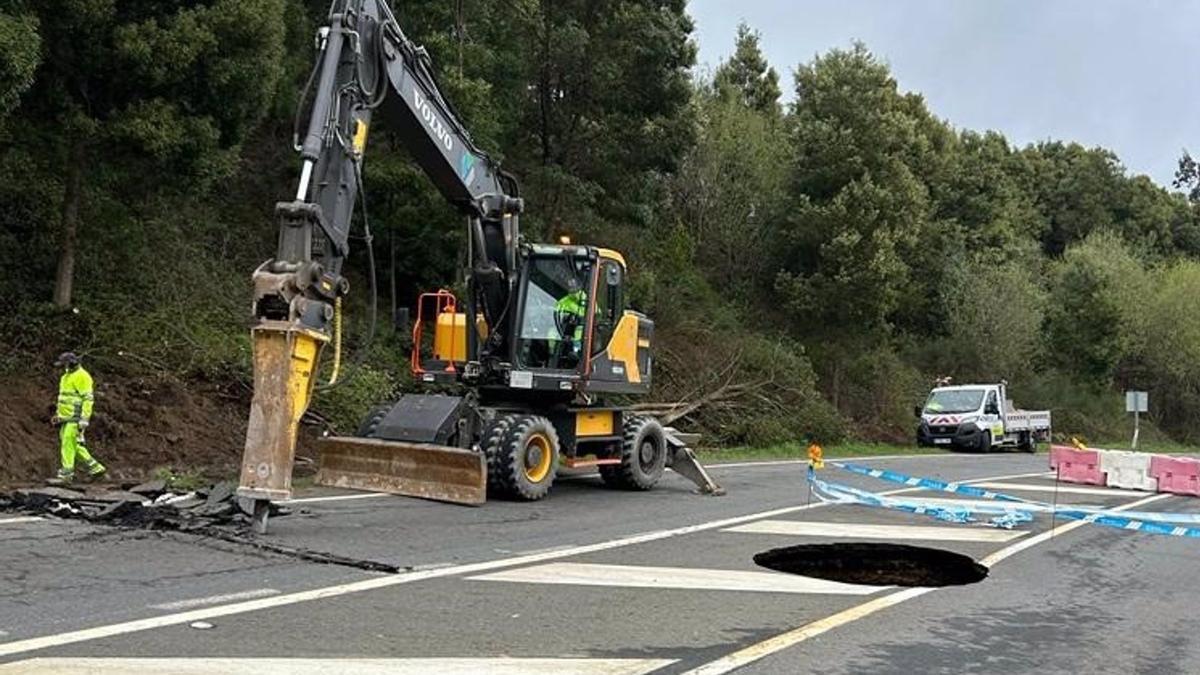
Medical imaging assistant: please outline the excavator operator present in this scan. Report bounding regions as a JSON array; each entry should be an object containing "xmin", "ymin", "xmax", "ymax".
[{"xmin": 553, "ymin": 275, "xmax": 587, "ymax": 368}]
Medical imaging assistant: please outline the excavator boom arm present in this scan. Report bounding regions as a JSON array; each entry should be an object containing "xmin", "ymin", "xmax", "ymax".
[{"xmin": 237, "ymin": 0, "xmax": 520, "ymax": 526}]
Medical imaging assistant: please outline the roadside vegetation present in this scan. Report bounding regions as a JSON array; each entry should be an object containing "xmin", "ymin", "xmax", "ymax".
[{"xmin": 2, "ymin": 2, "xmax": 1199, "ymax": 479}]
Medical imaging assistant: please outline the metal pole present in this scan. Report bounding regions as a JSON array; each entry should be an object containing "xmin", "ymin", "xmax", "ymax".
[
  {"xmin": 1132, "ymin": 409, "xmax": 1140, "ymax": 450},
  {"xmin": 1050, "ymin": 466, "xmax": 1060, "ymax": 538}
]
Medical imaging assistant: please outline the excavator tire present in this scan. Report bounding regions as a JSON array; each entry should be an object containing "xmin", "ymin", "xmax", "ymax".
[
  {"xmin": 356, "ymin": 404, "xmax": 392, "ymax": 437},
  {"xmin": 490, "ymin": 414, "xmax": 559, "ymax": 500},
  {"xmin": 483, "ymin": 413, "xmax": 518, "ymax": 492},
  {"xmin": 601, "ymin": 416, "xmax": 666, "ymax": 490}
]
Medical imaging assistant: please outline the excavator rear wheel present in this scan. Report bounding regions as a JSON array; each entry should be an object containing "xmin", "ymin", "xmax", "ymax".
[
  {"xmin": 489, "ymin": 414, "xmax": 559, "ymax": 500},
  {"xmin": 601, "ymin": 416, "xmax": 666, "ymax": 490},
  {"xmin": 482, "ymin": 413, "xmax": 517, "ymax": 492},
  {"xmin": 355, "ymin": 404, "xmax": 391, "ymax": 437}
]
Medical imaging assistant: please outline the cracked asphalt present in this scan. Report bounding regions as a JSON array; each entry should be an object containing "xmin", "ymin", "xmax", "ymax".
[{"xmin": 2, "ymin": 453, "xmax": 1199, "ymax": 673}]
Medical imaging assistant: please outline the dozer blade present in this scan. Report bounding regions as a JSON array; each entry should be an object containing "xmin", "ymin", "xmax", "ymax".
[{"xmin": 315, "ymin": 436, "xmax": 487, "ymax": 505}]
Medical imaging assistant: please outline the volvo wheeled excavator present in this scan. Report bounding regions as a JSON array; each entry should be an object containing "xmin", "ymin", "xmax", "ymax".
[{"xmin": 235, "ymin": 0, "xmax": 721, "ymax": 532}]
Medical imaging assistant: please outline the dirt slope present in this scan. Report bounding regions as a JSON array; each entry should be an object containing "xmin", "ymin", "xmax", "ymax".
[{"xmin": 0, "ymin": 373, "xmax": 253, "ymax": 486}]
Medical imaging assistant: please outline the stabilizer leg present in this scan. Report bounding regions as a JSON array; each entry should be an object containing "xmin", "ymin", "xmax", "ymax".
[{"xmin": 663, "ymin": 427, "xmax": 725, "ymax": 496}]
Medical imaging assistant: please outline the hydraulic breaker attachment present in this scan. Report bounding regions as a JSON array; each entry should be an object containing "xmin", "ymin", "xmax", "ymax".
[
  {"xmin": 664, "ymin": 427, "xmax": 725, "ymax": 496},
  {"xmin": 237, "ymin": 321, "xmax": 328, "ymax": 532},
  {"xmin": 315, "ymin": 437, "xmax": 487, "ymax": 505}
]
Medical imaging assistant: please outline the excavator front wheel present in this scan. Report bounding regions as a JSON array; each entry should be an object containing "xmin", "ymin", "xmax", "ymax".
[{"xmin": 490, "ymin": 415, "xmax": 559, "ymax": 501}]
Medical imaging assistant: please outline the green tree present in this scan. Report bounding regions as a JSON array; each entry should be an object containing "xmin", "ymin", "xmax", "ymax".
[
  {"xmin": 713, "ymin": 22, "xmax": 781, "ymax": 117},
  {"xmin": 670, "ymin": 90, "xmax": 788, "ymax": 295},
  {"xmin": 940, "ymin": 257, "xmax": 1047, "ymax": 381},
  {"xmin": 1117, "ymin": 175, "xmax": 1189, "ymax": 257},
  {"xmin": 1174, "ymin": 150, "xmax": 1200, "ymax": 203},
  {"xmin": 775, "ymin": 45, "xmax": 940, "ymax": 336},
  {"xmin": 1018, "ymin": 142, "xmax": 1127, "ymax": 256},
  {"xmin": 1137, "ymin": 260, "xmax": 1200, "ymax": 439},
  {"xmin": 13, "ymin": 0, "xmax": 286, "ymax": 306},
  {"xmin": 1045, "ymin": 231, "xmax": 1150, "ymax": 384},
  {"xmin": 933, "ymin": 131, "xmax": 1046, "ymax": 253},
  {"xmin": 0, "ymin": 8, "xmax": 39, "ymax": 121},
  {"xmin": 510, "ymin": 0, "xmax": 696, "ymax": 235}
]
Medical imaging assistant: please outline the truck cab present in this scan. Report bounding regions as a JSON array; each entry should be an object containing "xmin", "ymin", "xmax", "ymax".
[{"xmin": 916, "ymin": 383, "xmax": 1050, "ymax": 452}]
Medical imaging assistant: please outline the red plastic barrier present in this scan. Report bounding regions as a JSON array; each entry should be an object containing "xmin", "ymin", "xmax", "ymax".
[
  {"xmin": 1049, "ymin": 445, "xmax": 1105, "ymax": 486},
  {"xmin": 1149, "ymin": 455, "xmax": 1200, "ymax": 497}
]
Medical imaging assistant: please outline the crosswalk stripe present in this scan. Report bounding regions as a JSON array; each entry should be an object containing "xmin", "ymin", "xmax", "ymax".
[
  {"xmin": 890, "ymin": 497, "xmax": 1059, "ymax": 511},
  {"xmin": 722, "ymin": 520, "xmax": 1027, "ymax": 542},
  {"xmin": 471, "ymin": 562, "xmax": 883, "ymax": 595},
  {"xmin": 0, "ymin": 657, "xmax": 677, "ymax": 675},
  {"xmin": 969, "ymin": 482, "xmax": 1146, "ymax": 497}
]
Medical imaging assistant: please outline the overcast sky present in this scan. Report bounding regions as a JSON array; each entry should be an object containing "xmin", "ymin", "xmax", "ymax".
[{"xmin": 688, "ymin": 0, "xmax": 1198, "ymax": 189}]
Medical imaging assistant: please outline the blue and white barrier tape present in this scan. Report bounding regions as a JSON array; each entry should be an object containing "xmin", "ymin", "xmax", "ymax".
[
  {"xmin": 808, "ymin": 470, "xmax": 1033, "ymax": 529},
  {"xmin": 830, "ymin": 462, "xmax": 1200, "ymax": 525},
  {"xmin": 832, "ymin": 462, "xmax": 1034, "ymax": 504},
  {"xmin": 807, "ymin": 463, "xmax": 1200, "ymax": 537}
]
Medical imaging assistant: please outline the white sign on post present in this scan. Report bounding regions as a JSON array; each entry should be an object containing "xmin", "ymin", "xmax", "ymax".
[
  {"xmin": 1125, "ymin": 391, "xmax": 1148, "ymax": 449},
  {"xmin": 1125, "ymin": 391, "xmax": 1148, "ymax": 413}
]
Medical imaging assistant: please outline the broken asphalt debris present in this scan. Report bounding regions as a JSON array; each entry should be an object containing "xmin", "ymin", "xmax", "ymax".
[
  {"xmin": 2, "ymin": 481, "xmax": 283, "ymax": 531},
  {"xmin": 1, "ymin": 480, "xmax": 405, "ymax": 574}
]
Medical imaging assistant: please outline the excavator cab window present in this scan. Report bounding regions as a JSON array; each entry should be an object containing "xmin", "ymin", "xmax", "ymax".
[
  {"xmin": 591, "ymin": 260, "xmax": 623, "ymax": 356},
  {"xmin": 517, "ymin": 255, "xmax": 593, "ymax": 371}
]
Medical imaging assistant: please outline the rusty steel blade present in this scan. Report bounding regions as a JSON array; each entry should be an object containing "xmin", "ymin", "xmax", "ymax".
[{"xmin": 315, "ymin": 437, "xmax": 486, "ymax": 505}]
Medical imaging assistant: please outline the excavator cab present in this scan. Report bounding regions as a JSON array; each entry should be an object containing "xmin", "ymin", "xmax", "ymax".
[{"xmin": 412, "ymin": 245, "xmax": 652, "ymax": 395}]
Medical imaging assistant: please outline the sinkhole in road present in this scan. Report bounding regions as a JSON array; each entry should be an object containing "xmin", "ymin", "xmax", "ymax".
[{"xmin": 754, "ymin": 543, "xmax": 988, "ymax": 587}]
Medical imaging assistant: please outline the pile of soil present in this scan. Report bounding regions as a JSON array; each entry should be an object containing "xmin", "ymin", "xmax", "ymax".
[{"xmin": 0, "ymin": 372, "xmax": 272, "ymax": 486}]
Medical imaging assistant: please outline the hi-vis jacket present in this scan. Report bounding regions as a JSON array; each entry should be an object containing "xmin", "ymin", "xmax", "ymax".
[{"xmin": 56, "ymin": 368, "xmax": 95, "ymax": 423}]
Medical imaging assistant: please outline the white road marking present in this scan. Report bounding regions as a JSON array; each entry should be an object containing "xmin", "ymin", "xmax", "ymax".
[
  {"xmin": 0, "ymin": 657, "xmax": 676, "ymax": 675},
  {"xmin": 471, "ymin": 562, "xmax": 884, "ymax": 595},
  {"xmin": 283, "ymin": 493, "xmax": 391, "ymax": 504},
  {"xmin": 681, "ymin": 491, "xmax": 1173, "ymax": 675},
  {"xmin": 891, "ymin": 496, "xmax": 1073, "ymax": 512},
  {"xmin": 0, "ymin": 467, "xmax": 1045, "ymax": 659},
  {"xmin": 150, "ymin": 588, "xmax": 281, "ymax": 611},
  {"xmin": 971, "ymin": 482, "xmax": 1146, "ymax": 497},
  {"xmin": 723, "ymin": 520, "xmax": 1027, "ymax": 542},
  {"xmin": 0, "ymin": 517, "xmax": 43, "ymax": 526}
]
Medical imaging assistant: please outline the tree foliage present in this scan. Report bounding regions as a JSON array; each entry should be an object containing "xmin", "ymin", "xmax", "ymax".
[
  {"xmin": 713, "ymin": 22, "xmax": 780, "ymax": 117},
  {"xmin": 2, "ymin": 8, "xmax": 1199, "ymax": 445},
  {"xmin": 941, "ymin": 257, "xmax": 1047, "ymax": 382},
  {"xmin": 0, "ymin": 8, "xmax": 39, "ymax": 120},
  {"xmin": 1045, "ymin": 232, "xmax": 1150, "ymax": 384}
]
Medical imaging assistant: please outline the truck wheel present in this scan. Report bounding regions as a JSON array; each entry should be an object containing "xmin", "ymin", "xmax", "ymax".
[
  {"xmin": 978, "ymin": 430, "xmax": 992, "ymax": 453},
  {"xmin": 601, "ymin": 416, "xmax": 666, "ymax": 490},
  {"xmin": 491, "ymin": 415, "xmax": 559, "ymax": 500},
  {"xmin": 1020, "ymin": 432, "xmax": 1036, "ymax": 453}
]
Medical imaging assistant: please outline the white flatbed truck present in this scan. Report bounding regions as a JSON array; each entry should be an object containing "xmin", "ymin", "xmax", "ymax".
[{"xmin": 916, "ymin": 382, "xmax": 1051, "ymax": 452}]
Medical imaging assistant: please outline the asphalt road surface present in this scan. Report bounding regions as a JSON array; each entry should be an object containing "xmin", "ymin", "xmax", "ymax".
[{"xmin": 3, "ymin": 453, "xmax": 1199, "ymax": 674}]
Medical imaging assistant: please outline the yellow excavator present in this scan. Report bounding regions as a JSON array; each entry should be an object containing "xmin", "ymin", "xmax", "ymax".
[{"xmin": 235, "ymin": 0, "xmax": 721, "ymax": 532}]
